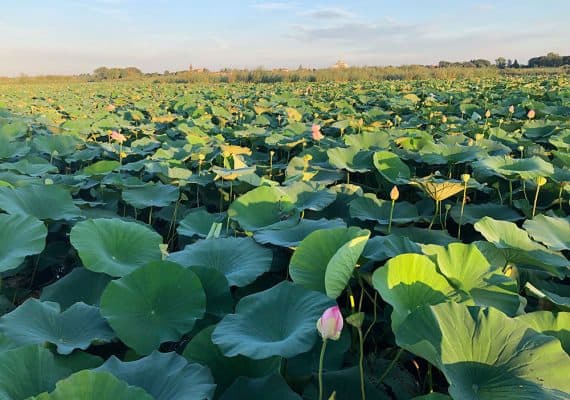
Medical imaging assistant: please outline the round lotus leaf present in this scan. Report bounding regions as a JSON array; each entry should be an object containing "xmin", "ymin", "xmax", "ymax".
[
  {"xmin": 362, "ymin": 234, "xmax": 422, "ymax": 262},
  {"xmin": 449, "ymin": 203, "xmax": 523, "ymax": 225},
  {"xmin": 396, "ymin": 302, "xmax": 570, "ymax": 399},
  {"xmin": 30, "ymin": 370, "xmax": 153, "ymax": 400},
  {"xmin": 0, "ymin": 299, "xmax": 115, "ymax": 354},
  {"xmin": 183, "ymin": 325, "xmax": 281, "ymax": 395},
  {"xmin": 70, "ymin": 218, "xmax": 163, "ymax": 277},
  {"xmin": 372, "ymin": 253, "xmax": 457, "ymax": 330},
  {"xmin": 82, "ymin": 160, "xmax": 121, "ymax": 176},
  {"xmin": 0, "ymin": 213, "xmax": 46, "ymax": 273},
  {"xmin": 168, "ymin": 237, "xmax": 272, "ymax": 287},
  {"xmin": 228, "ymin": 185, "xmax": 295, "ymax": 231},
  {"xmin": 0, "ymin": 345, "xmax": 71, "ymax": 400},
  {"xmin": 212, "ymin": 281, "xmax": 335, "ymax": 359},
  {"xmin": 516, "ymin": 311, "xmax": 570, "ymax": 354},
  {"xmin": 122, "ymin": 182, "xmax": 179, "ymax": 209},
  {"xmin": 280, "ymin": 181, "xmax": 337, "ymax": 211},
  {"xmin": 0, "ymin": 185, "xmax": 80, "ymax": 220},
  {"xmin": 177, "ymin": 207, "xmax": 226, "ymax": 238},
  {"xmin": 100, "ymin": 261, "xmax": 206, "ymax": 355},
  {"xmin": 96, "ymin": 351, "xmax": 216, "ymax": 400},
  {"xmin": 349, "ymin": 195, "xmax": 419, "ymax": 225},
  {"xmin": 289, "ymin": 227, "xmax": 370, "ymax": 298},
  {"xmin": 40, "ymin": 268, "xmax": 112, "ymax": 309},
  {"xmin": 220, "ymin": 374, "xmax": 302, "ymax": 400},
  {"xmin": 373, "ymin": 150, "xmax": 411, "ymax": 183},
  {"xmin": 523, "ymin": 215, "xmax": 570, "ymax": 251},
  {"xmin": 253, "ymin": 218, "xmax": 347, "ymax": 248}
]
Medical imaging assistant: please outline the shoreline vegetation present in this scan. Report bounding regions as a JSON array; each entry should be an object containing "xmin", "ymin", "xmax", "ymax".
[{"xmin": 1, "ymin": 65, "xmax": 569, "ymax": 86}]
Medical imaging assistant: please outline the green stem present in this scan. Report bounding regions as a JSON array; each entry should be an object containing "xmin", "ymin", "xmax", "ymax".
[
  {"xmin": 522, "ymin": 179, "xmax": 528, "ymax": 201},
  {"xmin": 428, "ymin": 201, "xmax": 439, "ymax": 231},
  {"xmin": 378, "ymin": 348, "xmax": 403, "ymax": 384},
  {"xmin": 532, "ymin": 184, "xmax": 541, "ymax": 218},
  {"xmin": 558, "ymin": 184, "xmax": 564, "ymax": 211},
  {"xmin": 318, "ymin": 339, "xmax": 328, "ymax": 400},
  {"xmin": 357, "ymin": 328, "xmax": 366, "ymax": 400},
  {"xmin": 458, "ymin": 183, "xmax": 468, "ymax": 240},
  {"xmin": 508, "ymin": 180, "xmax": 513, "ymax": 206},
  {"xmin": 388, "ymin": 200, "xmax": 395, "ymax": 234},
  {"xmin": 148, "ymin": 206, "xmax": 153, "ymax": 226}
]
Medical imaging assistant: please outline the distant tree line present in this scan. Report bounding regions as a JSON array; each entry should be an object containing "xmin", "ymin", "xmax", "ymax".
[
  {"xmin": 438, "ymin": 52, "xmax": 569, "ymax": 69},
  {"xmin": 92, "ymin": 67, "xmax": 143, "ymax": 80}
]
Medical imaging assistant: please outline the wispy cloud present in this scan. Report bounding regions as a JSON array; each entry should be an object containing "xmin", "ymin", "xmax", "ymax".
[
  {"xmin": 251, "ymin": 2, "xmax": 293, "ymax": 11},
  {"xmin": 472, "ymin": 4, "xmax": 495, "ymax": 12},
  {"xmin": 299, "ymin": 7, "xmax": 355, "ymax": 19}
]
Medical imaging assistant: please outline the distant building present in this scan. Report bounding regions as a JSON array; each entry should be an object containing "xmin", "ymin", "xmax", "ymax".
[{"xmin": 332, "ymin": 59, "xmax": 349, "ymax": 69}]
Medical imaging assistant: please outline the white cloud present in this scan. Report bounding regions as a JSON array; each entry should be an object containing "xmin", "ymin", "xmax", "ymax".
[
  {"xmin": 299, "ymin": 7, "xmax": 355, "ymax": 19},
  {"xmin": 251, "ymin": 2, "xmax": 293, "ymax": 11}
]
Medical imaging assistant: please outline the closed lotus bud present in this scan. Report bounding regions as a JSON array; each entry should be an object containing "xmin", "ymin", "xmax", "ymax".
[
  {"xmin": 508, "ymin": 105, "xmax": 515, "ymax": 114},
  {"xmin": 475, "ymin": 133, "xmax": 484, "ymax": 141},
  {"xmin": 485, "ymin": 109, "xmax": 491, "ymax": 118},
  {"xmin": 390, "ymin": 185, "xmax": 400, "ymax": 201},
  {"xmin": 527, "ymin": 109, "xmax": 536, "ymax": 119},
  {"xmin": 441, "ymin": 115, "xmax": 448, "ymax": 124},
  {"xmin": 303, "ymin": 154, "xmax": 313, "ymax": 162},
  {"xmin": 517, "ymin": 145, "xmax": 524, "ymax": 152},
  {"xmin": 461, "ymin": 173, "xmax": 470, "ymax": 183},
  {"xmin": 316, "ymin": 305, "xmax": 343, "ymax": 341},
  {"xmin": 222, "ymin": 151, "xmax": 231, "ymax": 158},
  {"xmin": 198, "ymin": 154, "xmax": 206, "ymax": 161},
  {"xmin": 467, "ymin": 139, "xmax": 475, "ymax": 146},
  {"xmin": 269, "ymin": 150, "xmax": 275, "ymax": 157},
  {"xmin": 536, "ymin": 176, "xmax": 547, "ymax": 187}
]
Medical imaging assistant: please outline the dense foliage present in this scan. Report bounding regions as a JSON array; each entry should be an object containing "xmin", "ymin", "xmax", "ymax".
[{"xmin": 0, "ymin": 75, "xmax": 569, "ymax": 399}]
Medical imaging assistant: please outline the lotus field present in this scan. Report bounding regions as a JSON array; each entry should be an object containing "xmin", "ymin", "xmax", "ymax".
[{"xmin": 0, "ymin": 76, "xmax": 569, "ymax": 399}]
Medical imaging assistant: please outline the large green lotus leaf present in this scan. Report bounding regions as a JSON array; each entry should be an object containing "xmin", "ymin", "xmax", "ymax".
[
  {"xmin": 379, "ymin": 226, "xmax": 458, "ymax": 246},
  {"xmin": 289, "ymin": 227, "xmax": 370, "ymax": 298},
  {"xmin": 395, "ymin": 302, "xmax": 570, "ymax": 400},
  {"xmin": 177, "ymin": 207, "xmax": 225, "ymax": 238},
  {"xmin": 522, "ymin": 120, "xmax": 560, "ymax": 139},
  {"xmin": 281, "ymin": 181, "xmax": 336, "ymax": 211},
  {"xmin": 228, "ymin": 185, "xmax": 296, "ymax": 231},
  {"xmin": 122, "ymin": 182, "xmax": 179, "ymax": 209},
  {"xmin": 523, "ymin": 215, "xmax": 570, "ymax": 251},
  {"xmin": 0, "ymin": 299, "xmax": 114, "ymax": 354},
  {"xmin": 212, "ymin": 281, "xmax": 335, "ymax": 359},
  {"xmin": 0, "ymin": 213, "xmax": 46, "ymax": 273},
  {"xmin": 40, "ymin": 268, "xmax": 112, "ymax": 310},
  {"xmin": 372, "ymin": 253, "xmax": 457, "ymax": 329},
  {"xmin": 0, "ymin": 185, "xmax": 80, "ymax": 220},
  {"xmin": 0, "ymin": 345, "xmax": 71, "ymax": 400},
  {"xmin": 220, "ymin": 374, "xmax": 301, "ymax": 400},
  {"xmin": 0, "ymin": 119, "xmax": 27, "ymax": 140},
  {"xmin": 327, "ymin": 146, "xmax": 372, "ymax": 173},
  {"xmin": 343, "ymin": 131, "xmax": 391, "ymax": 150},
  {"xmin": 30, "ymin": 370, "xmax": 153, "ymax": 400},
  {"xmin": 168, "ymin": 237, "xmax": 272, "ymax": 287},
  {"xmin": 449, "ymin": 203, "xmax": 523, "ymax": 225},
  {"xmin": 422, "ymin": 243, "xmax": 521, "ymax": 316},
  {"xmin": 100, "ymin": 261, "xmax": 206, "ymax": 355},
  {"xmin": 32, "ymin": 135, "xmax": 83, "ymax": 156},
  {"xmin": 362, "ymin": 234, "xmax": 422, "ymax": 262},
  {"xmin": 81, "ymin": 160, "xmax": 121, "ymax": 176},
  {"xmin": 96, "ymin": 351, "xmax": 216, "ymax": 400},
  {"xmin": 473, "ymin": 156, "xmax": 554, "ymax": 180},
  {"xmin": 474, "ymin": 217, "xmax": 569, "ymax": 278},
  {"xmin": 516, "ymin": 311, "xmax": 570, "ymax": 354},
  {"xmin": 0, "ymin": 159, "xmax": 58, "ymax": 176},
  {"xmin": 0, "ymin": 136, "xmax": 29, "ymax": 160},
  {"xmin": 525, "ymin": 280, "xmax": 570, "ymax": 311},
  {"xmin": 70, "ymin": 218, "xmax": 163, "ymax": 277},
  {"xmin": 183, "ymin": 325, "xmax": 280, "ymax": 393},
  {"xmin": 253, "ymin": 218, "xmax": 346, "ymax": 248},
  {"xmin": 350, "ymin": 194, "xmax": 419, "ymax": 224},
  {"xmin": 373, "ymin": 150, "xmax": 411, "ymax": 183}
]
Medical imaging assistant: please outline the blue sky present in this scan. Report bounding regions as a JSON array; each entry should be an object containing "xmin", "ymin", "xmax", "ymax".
[{"xmin": 1, "ymin": 0, "xmax": 569, "ymax": 76}]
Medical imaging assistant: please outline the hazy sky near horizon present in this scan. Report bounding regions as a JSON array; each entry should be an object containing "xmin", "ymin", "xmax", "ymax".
[{"xmin": 1, "ymin": 0, "xmax": 569, "ymax": 76}]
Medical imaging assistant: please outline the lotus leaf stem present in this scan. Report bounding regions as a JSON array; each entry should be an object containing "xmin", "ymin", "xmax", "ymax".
[
  {"xmin": 388, "ymin": 199, "xmax": 395, "ymax": 234},
  {"xmin": 357, "ymin": 328, "xmax": 366, "ymax": 400},
  {"xmin": 318, "ymin": 339, "xmax": 328, "ymax": 400},
  {"xmin": 532, "ymin": 184, "xmax": 541, "ymax": 218},
  {"xmin": 457, "ymin": 182, "xmax": 468, "ymax": 240},
  {"xmin": 378, "ymin": 348, "xmax": 403, "ymax": 384}
]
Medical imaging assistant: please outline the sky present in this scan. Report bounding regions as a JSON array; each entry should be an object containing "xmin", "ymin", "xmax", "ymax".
[{"xmin": 1, "ymin": 0, "xmax": 569, "ymax": 76}]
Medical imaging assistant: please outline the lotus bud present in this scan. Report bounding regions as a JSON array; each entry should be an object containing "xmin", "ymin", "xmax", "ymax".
[
  {"xmin": 508, "ymin": 105, "xmax": 515, "ymax": 114},
  {"xmin": 517, "ymin": 145, "xmax": 524, "ymax": 152},
  {"xmin": 222, "ymin": 151, "xmax": 231, "ymax": 158},
  {"xmin": 312, "ymin": 124, "xmax": 324, "ymax": 141},
  {"xmin": 527, "ymin": 109, "xmax": 536, "ymax": 119},
  {"xmin": 445, "ymin": 203, "xmax": 452, "ymax": 211},
  {"xmin": 461, "ymin": 173, "xmax": 470, "ymax": 183},
  {"xmin": 198, "ymin": 154, "xmax": 206, "ymax": 161},
  {"xmin": 110, "ymin": 130, "xmax": 126, "ymax": 144},
  {"xmin": 441, "ymin": 115, "xmax": 447, "ymax": 124},
  {"xmin": 485, "ymin": 109, "xmax": 491, "ymax": 118},
  {"xmin": 303, "ymin": 154, "xmax": 313, "ymax": 162},
  {"xmin": 390, "ymin": 185, "xmax": 400, "ymax": 201},
  {"xmin": 475, "ymin": 133, "xmax": 484, "ymax": 141},
  {"xmin": 536, "ymin": 176, "xmax": 547, "ymax": 187},
  {"xmin": 316, "ymin": 305, "xmax": 343, "ymax": 341},
  {"xmin": 269, "ymin": 150, "xmax": 275, "ymax": 157},
  {"xmin": 467, "ymin": 139, "xmax": 475, "ymax": 146}
]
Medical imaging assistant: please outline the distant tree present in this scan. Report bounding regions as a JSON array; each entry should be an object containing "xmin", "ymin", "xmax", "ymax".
[
  {"xmin": 438, "ymin": 61, "xmax": 451, "ymax": 68},
  {"xmin": 471, "ymin": 59, "xmax": 491, "ymax": 68},
  {"xmin": 495, "ymin": 57, "xmax": 507, "ymax": 69},
  {"xmin": 507, "ymin": 59, "xmax": 513, "ymax": 68},
  {"xmin": 512, "ymin": 59, "xmax": 520, "ymax": 68}
]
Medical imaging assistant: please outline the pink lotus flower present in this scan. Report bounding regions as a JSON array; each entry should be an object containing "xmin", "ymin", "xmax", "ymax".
[
  {"xmin": 527, "ymin": 109, "xmax": 536, "ymax": 119},
  {"xmin": 111, "ymin": 130, "xmax": 127, "ymax": 144},
  {"xmin": 312, "ymin": 124, "xmax": 324, "ymax": 141},
  {"xmin": 316, "ymin": 305, "xmax": 343, "ymax": 340}
]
